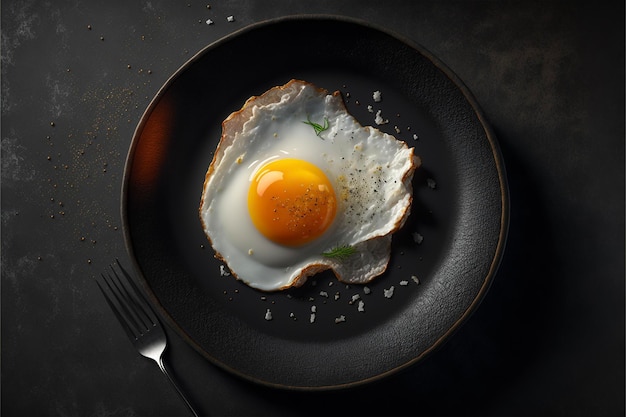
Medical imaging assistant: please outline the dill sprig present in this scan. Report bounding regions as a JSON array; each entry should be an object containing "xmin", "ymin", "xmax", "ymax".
[
  {"xmin": 322, "ymin": 244, "xmax": 357, "ymax": 260},
  {"xmin": 303, "ymin": 116, "xmax": 330, "ymax": 137}
]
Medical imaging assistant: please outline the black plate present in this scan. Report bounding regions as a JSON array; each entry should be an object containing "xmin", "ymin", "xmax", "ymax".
[{"xmin": 122, "ymin": 15, "xmax": 508, "ymax": 389}]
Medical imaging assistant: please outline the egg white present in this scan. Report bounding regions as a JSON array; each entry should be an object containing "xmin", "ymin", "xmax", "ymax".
[{"xmin": 200, "ymin": 80, "xmax": 418, "ymax": 291}]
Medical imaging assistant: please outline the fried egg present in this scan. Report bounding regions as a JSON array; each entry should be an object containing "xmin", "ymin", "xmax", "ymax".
[{"xmin": 199, "ymin": 80, "xmax": 420, "ymax": 291}]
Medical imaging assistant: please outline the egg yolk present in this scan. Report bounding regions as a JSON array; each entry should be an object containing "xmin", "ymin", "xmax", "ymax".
[{"xmin": 248, "ymin": 158, "xmax": 337, "ymax": 247}]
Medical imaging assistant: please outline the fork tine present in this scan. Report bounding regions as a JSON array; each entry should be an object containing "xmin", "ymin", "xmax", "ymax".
[
  {"xmin": 98, "ymin": 260, "xmax": 157, "ymax": 341},
  {"xmin": 96, "ymin": 277, "xmax": 139, "ymax": 342},
  {"xmin": 107, "ymin": 267, "xmax": 152, "ymax": 333},
  {"xmin": 115, "ymin": 259, "xmax": 160, "ymax": 326}
]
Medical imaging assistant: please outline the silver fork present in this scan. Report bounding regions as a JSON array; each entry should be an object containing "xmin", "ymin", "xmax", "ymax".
[{"xmin": 97, "ymin": 259, "xmax": 200, "ymax": 417}]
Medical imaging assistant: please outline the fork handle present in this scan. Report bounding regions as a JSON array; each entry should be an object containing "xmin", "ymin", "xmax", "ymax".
[{"xmin": 157, "ymin": 356, "xmax": 201, "ymax": 417}]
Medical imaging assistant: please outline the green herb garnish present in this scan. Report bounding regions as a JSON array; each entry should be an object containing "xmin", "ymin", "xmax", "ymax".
[
  {"xmin": 303, "ymin": 116, "xmax": 329, "ymax": 137},
  {"xmin": 322, "ymin": 244, "xmax": 357, "ymax": 260}
]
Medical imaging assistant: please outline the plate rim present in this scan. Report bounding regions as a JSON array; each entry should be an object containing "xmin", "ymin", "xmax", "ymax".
[{"xmin": 121, "ymin": 14, "xmax": 510, "ymax": 390}]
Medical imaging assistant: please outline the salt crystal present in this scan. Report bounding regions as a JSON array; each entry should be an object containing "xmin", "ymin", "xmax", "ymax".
[
  {"xmin": 384, "ymin": 286, "xmax": 395, "ymax": 299},
  {"xmin": 375, "ymin": 110, "xmax": 389, "ymax": 125}
]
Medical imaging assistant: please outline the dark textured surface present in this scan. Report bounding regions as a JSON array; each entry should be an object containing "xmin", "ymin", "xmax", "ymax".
[{"xmin": 2, "ymin": 0, "xmax": 624, "ymax": 416}]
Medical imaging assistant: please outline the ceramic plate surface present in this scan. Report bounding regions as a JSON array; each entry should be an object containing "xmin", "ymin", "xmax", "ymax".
[{"xmin": 122, "ymin": 15, "xmax": 508, "ymax": 389}]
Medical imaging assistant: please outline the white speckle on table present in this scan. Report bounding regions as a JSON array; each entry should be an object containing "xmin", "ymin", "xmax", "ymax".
[
  {"xmin": 411, "ymin": 275, "xmax": 420, "ymax": 284},
  {"xmin": 373, "ymin": 90, "xmax": 382, "ymax": 102},
  {"xmin": 335, "ymin": 315, "xmax": 346, "ymax": 324},
  {"xmin": 357, "ymin": 300, "xmax": 365, "ymax": 312},
  {"xmin": 264, "ymin": 308, "xmax": 272, "ymax": 321},
  {"xmin": 226, "ymin": 15, "xmax": 235, "ymax": 22},
  {"xmin": 412, "ymin": 232, "xmax": 424, "ymax": 244},
  {"xmin": 219, "ymin": 265, "xmax": 230, "ymax": 276},
  {"xmin": 1, "ymin": 137, "xmax": 35, "ymax": 182},
  {"xmin": 399, "ymin": 280, "xmax": 409, "ymax": 286}
]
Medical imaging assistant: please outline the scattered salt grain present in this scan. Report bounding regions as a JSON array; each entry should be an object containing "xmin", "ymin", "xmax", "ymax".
[
  {"xmin": 367, "ymin": 105, "xmax": 374, "ymax": 113},
  {"xmin": 394, "ymin": 126, "xmax": 401, "ymax": 134},
  {"xmin": 335, "ymin": 315, "xmax": 346, "ymax": 324},
  {"xmin": 384, "ymin": 286, "xmax": 395, "ymax": 299},
  {"xmin": 373, "ymin": 90, "xmax": 382, "ymax": 102},
  {"xmin": 413, "ymin": 133, "xmax": 419, "ymax": 140},
  {"xmin": 219, "ymin": 265, "xmax": 230, "ymax": 276},
  {"xmin": 357, "ymin": 300, "xmax": 365, "ymax": 312},
  {"xmin": 374, "ymin": 110, "xmax": 389, "ymax": 125},
  {"xmin": 226, "ymin": 15, "xmax": 235, "ymax": 22},
  {"xmin": 363, "ymin": 286, "xmax": 371, "ymax": 295},
  {"xmin": 319, "ymin": 291, "xmax": 329, "ymax": 298},
  {"xmin": 349, "ymin": 294, "xmax": 360, "ymax": 305},
  {"xmin": 289, "ymin": 312, "xmax": 296, "ymax": 320},
  {"xmin": 206, "ymin": 19, "xmax": 214, "ymax": 25},
  {"xmin": 400, "ymin": 280, "xmax": 409, "ymax": 286},
  {"xmin": 264, "ymin": 309, "xmax": 273, "ymax": 321},
  {"xmin": 311, "ymin": 305, "xmax": 317, "ymax": 313},
  {"xmin": 412, "ymin": 232, "xmax": 424, "ymax": 244},
  {"xmin": 411, "ymin": 275, "xmax": 420, "ymax": 284},
  {"xmin": 310, "ymin": 313, "xmax": 316, "ymax": 323},
  {"xmin": 334, "ymin": 292, "xmax": 341, "ymax": 300}
]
